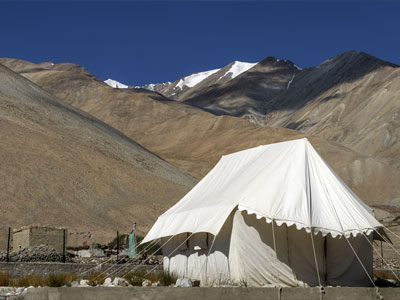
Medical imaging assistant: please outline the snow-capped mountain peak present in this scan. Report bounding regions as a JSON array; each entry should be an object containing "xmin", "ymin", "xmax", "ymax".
[
  {"xmin": 175, "ymin": 68, "xmax": 220, "ymax": 90},
  {"xmin": 219, "ymin": 61, "xmax": 257, "ymax": 81},
  {"xmin": 104, "ymin": 78, "xmax": 128, "ymax": 89}
]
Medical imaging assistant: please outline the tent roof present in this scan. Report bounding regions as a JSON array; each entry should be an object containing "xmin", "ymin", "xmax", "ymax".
[{"xmin": 143, "ymin": 138, "xmax": 382, "ymax": 243}]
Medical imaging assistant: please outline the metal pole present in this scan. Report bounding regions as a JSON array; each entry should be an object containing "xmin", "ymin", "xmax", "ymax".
[
  {"xmin": 133, "ymin": 222, "xmax": 137, "ymax": 256},
  {"xmin": 6, "ymin": 227, "xmax": 11, "ymax": 262},
  {"xmin": 62, "ymin": 229, "xmax": 66, "ymax": 263},
  {"xmin": 116, "ymin": 231, "xmax": 119, "ymax": 261}
]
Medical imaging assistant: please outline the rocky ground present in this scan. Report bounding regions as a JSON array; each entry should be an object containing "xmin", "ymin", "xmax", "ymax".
[
  {"xmin": 0, "ymin": 245, "xmax": 73, "ymax": 263},
  {"xmin": 0, "ymin": 245, "xmax": 162, "ymax": 265},
  {"xmin": 374, "ymin": 258, "xmax": 400, "ymax": 270},
  {"xmin": 0, "ymin": 287, "xmax": 29, "ymax": 299}
]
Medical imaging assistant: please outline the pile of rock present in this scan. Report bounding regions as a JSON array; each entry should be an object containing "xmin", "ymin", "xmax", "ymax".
[
  {"xmin": 374, "ymin": 257, "xmax": 400, "ymax": 270},
  {"xmin": 0, "ymin": 245, "xmax": 72, "ymax": 262},
  {"xmin": 175, "ymin": 278, "xmax": 200, "ymax": 287},
  {"xmin": 0, "ymin": 287, "xmax": 32, "ymax": 299},
  {"xmin": 103, "ymin": 277, "xmax": 130, "ymax": 287},
  {"xmin": 69, "ymin": 254, "xmax": 163, "ymax": 265}
]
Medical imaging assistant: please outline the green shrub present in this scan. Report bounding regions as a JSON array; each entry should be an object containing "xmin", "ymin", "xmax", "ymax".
[
  {"xmin": 124, "ymin": 270, "xmax": 177, "ymax": 286},
  {"xmin": 124, "ymin": 270, "xmax": 146, "ymax": 286},
  {"xmin": 0, "ymin": 272, "xmax": 13, "ymax": 286},
  {"xmin": 159, "ymin": 271, "xmax": 177, "ymax": 286},
  {"xmin": 84, "ymin": 272, "xmax": 106, "ymax": 287}
]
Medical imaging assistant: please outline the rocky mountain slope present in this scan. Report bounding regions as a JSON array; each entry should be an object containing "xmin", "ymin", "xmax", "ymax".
[
  {"xmin": 263, "ymin": 51, "xmax": 400, "ymax": 171},
  {"xmin": 0, "ymin": 62, "xmax": 196, "ymax": 247},
  {"xmin": 136, "ymin": 51, "xmax": 400, "ymax": 174},
  {"xmin": 3, "ymin": 58, "xmax": 400, "ymax": 209},
  {"xmin": 182, "ymin": 57, "xmax": 300, "ymax": 121}
]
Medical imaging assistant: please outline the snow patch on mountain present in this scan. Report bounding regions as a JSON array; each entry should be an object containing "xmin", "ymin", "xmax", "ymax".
[
  {"xmin": 146, "ymin": 83, "xmax": 156, "ymax": 91},
  {"xmin": 175, "ymin": 69, "xmax": 220, "ymax": 90},
  {"xmin": 294, "ymin": 64, "xmax": 302, "ymax": 70},
  {"xmin": 287, "ymin": 74, "xmax": 295, "ymax": 89},
  {"xmin": 104, "ymin": 78, "xmax": 128, "ymax": 89},
  {"xmin": 222, "ymin": 61, "xmax": 257, "ymax": 80}
]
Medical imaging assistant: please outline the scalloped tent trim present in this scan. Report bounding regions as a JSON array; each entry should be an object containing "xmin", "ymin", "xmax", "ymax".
[{"xmin": 237, "ymin": 205, "xmax": 379, "ymax": 239}]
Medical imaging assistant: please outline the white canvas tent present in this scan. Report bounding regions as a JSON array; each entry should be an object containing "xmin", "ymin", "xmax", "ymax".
[{"xmin": 142, "ymin": 138, "xmax": 384, "ymax": 287}]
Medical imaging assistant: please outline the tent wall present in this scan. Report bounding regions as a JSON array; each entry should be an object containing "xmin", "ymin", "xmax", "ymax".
[
  {"xmin": 229, "ymin": 210, "xmax": 301, "ymax": 286},
  {"xmin": 326, "ymin": 234, "xmax": 373, "ymax": 286},
  {"xmin": 162, "ymin": 212, "xmax": 234, "ymax": 285},
  {"xmin": 162, "ymin": 210, "xmax": 373, "ymax": 287}
]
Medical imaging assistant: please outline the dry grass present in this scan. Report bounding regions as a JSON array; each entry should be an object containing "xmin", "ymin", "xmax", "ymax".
[
  {"xmin": 0, "ymin": 272, "xmax": 13, "ymax": 286},
  {"xmin": 0, "ymin": 272, "xmax": 81, "ymax": 287},
  {"xmin": 14, "ymin": 274, "xmax": 42, "ymax": 287}
]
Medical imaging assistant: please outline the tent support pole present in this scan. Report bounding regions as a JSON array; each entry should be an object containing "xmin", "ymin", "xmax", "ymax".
[
  {"xmin": 271, "ymin": 219, "xmax": 284, "ymax": 285},
  {"xmin": 309, "ymin": 227, "xmax": 322, "ymax": 287},
  {"xmin": 306, "ymin": 143, "xmax": 322, "ymax": 287}
]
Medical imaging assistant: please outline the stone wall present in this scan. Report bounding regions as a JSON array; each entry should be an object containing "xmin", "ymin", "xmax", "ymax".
[
  {"xmin": 23, "ymin": 287, "xmax": 400, "ymax": 300},
  {"xmin": 0, "ymin": 262, "xmax": 160, "ymax": 278}
]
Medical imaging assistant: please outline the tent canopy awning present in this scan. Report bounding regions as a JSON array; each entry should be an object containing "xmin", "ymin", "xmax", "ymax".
[{"xmin": 142, "ymin": 138, "xmax": 382, "ymax": 243}]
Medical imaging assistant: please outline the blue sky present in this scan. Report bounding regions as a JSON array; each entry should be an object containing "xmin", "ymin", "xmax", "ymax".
[{"xmin": 1, "ymin": 1, "xmax": 399, "ymax": 86}]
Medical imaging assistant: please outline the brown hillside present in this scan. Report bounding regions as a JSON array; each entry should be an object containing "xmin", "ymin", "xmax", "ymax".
[
  {"xmin": 0, "ymin": 63, "xmax": 196, "ymax": 248},
  {"xmin": 4, "ymin": 58, "xmax": 400, "ymax": 209}
]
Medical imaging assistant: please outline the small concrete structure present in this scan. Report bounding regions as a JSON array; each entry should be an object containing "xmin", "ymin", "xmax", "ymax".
[{"xmin": 12, "ymin": 226, "xmax": 66, "ymax": 253}]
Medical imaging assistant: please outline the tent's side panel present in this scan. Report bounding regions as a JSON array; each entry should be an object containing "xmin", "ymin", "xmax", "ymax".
[
  {"xmin": 229, "ymin": 211, "xmax": 299, "ymax": 287},
  {"xmin": 286, "ymin": 226, "xmax": 325, "ymax": 286},
  {"xmin": 326, "ymin": 233, "xmax": 373, "ymax": 287},
  {"xmin": 162, "ymin": 233, "xmax": 190, "ymax": 278},
  {"xmin": 204, "ymin": 212, "xmax": 233, "ymax": 286}
]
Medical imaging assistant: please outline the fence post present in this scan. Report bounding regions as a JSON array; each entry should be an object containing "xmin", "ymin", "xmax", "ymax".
[
  {"xmin": 63, "ymin": 229, "xmax": 66, "ymax": 263},
  {"xmin": 117, "ymin": 231, "xmax": 119, "ymax": 261},
  {"xmin": 6, "ymin": 227, "xmax": 11, "ymax": 262}
]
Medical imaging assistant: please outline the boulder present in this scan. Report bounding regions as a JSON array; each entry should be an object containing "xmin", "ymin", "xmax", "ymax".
[
  {"xmin": 112, "ymin": 277, "xmax": 129, "ymax": 287},
  {"xmin": 103, "ymin": 278, "xmax": 113, "ymax": 287},
  {"xmin": 79, "ymin": 279, "xmax": 90, "ymax": 286},
  {"xmin": 70, "ymin": 281, "xmax": 80, "ymax": 287},
  {"xmin": 175, "ymin": 278, "xmax": 192, "ymax": 287},
  {"xmin": 142, "ymin": 279, "xmax": 152, "ymax": 287}
]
